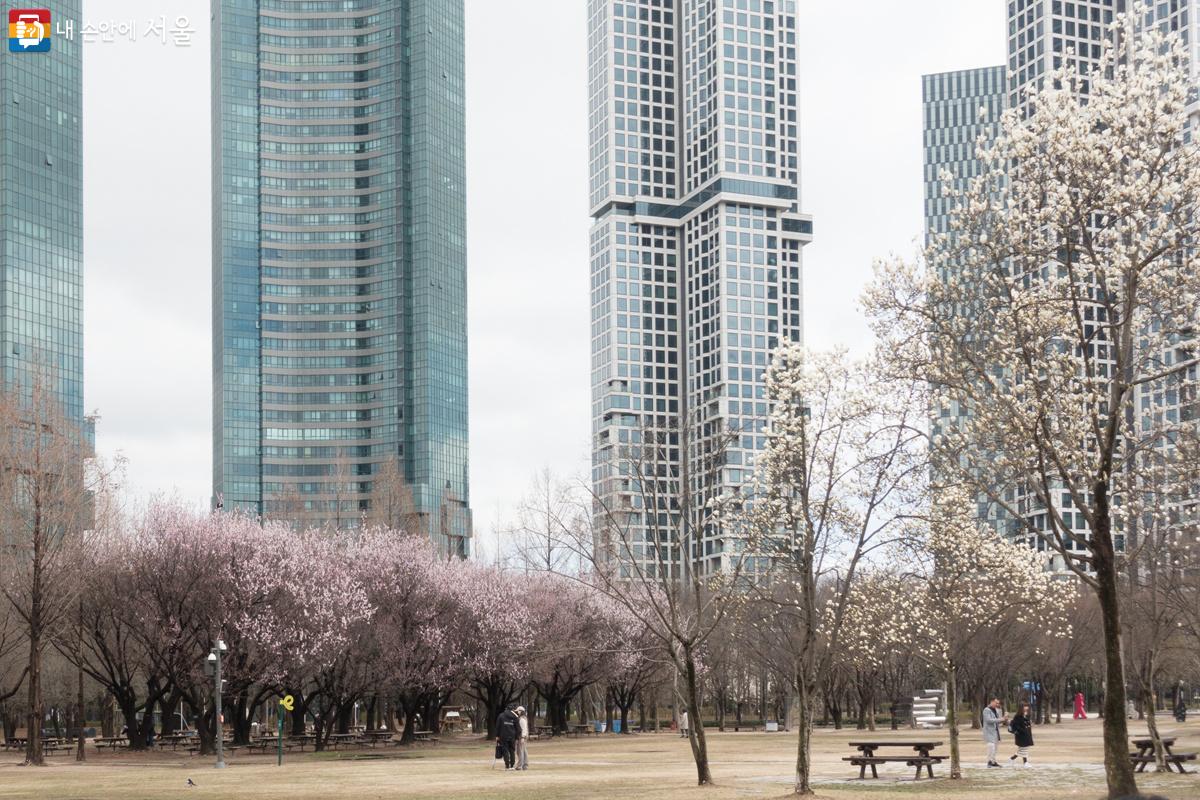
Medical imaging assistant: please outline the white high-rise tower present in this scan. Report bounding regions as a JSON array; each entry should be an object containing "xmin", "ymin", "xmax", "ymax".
[{"xmin": 587, "ymin": 0, "xmax": 812, "ymax": 578}]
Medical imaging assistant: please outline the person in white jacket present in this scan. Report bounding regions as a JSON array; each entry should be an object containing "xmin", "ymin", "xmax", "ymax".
[{"xmin": 515, "ymin": 707, "xmax": 529, "ymax": 771}]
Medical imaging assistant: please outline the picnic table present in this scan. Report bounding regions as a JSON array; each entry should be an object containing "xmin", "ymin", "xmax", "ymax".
[
  {"xmin": 535, "ymin": 725, "xmax": 555, "ymax": 737},
  {"xmin": 568, "ymin": 724, "xmax": 592, "ymax": 737},
  {"xmin": 94, "ymin": 736, "xmax": 128, "ymax": 751},
  {"xmin": 411, "ymin": 730, "xmax": 441, "ymax": 744},
  {"xmin": 328, "ymin": 733, "xmax": 360, "ymax": 749},
  {"xmin": 287, "ymin": 734, "xmax": 315, "ymax": 752},
  {"xmin": 1130, "ymin": 736, "xmax": 1197, "ymax": 773},
  {"xmin": 156, "ymin": 733, "xmax": 195, "ymax": 751},
  {"xmin": 845, "ymin": 740, "xmax": 944, "ymax": 780},
  {"xmin": 361, "ymin": 730, "xmax": 394, "ymax": 746},
  {"xmin": 248, "ymin": 736, "xmax": 296, "ymax": 754}
]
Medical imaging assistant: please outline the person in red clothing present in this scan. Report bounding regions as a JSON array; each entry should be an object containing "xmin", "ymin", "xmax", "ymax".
[{"xmin": 1073, "ymin": 692, "xmax": 1087, "ymax": 720}]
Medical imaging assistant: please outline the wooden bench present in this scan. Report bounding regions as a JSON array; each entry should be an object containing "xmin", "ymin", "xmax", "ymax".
[
  {"xmin": 844, "ymin": 755, "xmax": 944, "ymax": 780},
  {"xmin": 731, "ymin": 724, "xmax": 759, "ymax": 732}
]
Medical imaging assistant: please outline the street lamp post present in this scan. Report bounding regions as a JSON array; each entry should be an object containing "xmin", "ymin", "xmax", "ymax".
[{"xmin": 205, "ymin": 639, "xmax": 228, "ymax": 769}]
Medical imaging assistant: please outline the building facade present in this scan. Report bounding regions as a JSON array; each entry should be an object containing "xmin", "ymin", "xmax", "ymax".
[
  {"xmin": 926, "ymin": 1, "xmax": 1200, "ymax": 570},
  {"xmin": 921, "ymin": 65, "xmax": 1006, "ymax": 527},
  {"xmin": 588, "ymin": 0, "xmax": 812, "ymax": 578},
  {"xmin": 0, "ymin": 2, "xmax": 83, "ymax": 424},
  {"xmin": 212, "ymin": 0, "xmax": 470, "ymax": 553}
]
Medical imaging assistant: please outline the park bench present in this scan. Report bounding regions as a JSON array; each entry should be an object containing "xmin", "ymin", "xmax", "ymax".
[
  {"xmin": 731, "ymin": 724, "xmax": 759, "ymax": 732},
  {"xmin": 846, "ymin": 740, "xmax": 944, "ymax": 780}
]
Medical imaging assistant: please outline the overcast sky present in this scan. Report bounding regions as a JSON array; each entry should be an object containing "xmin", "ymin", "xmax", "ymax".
[{"xmin": 82, "ymin": 1, "xmax": 1005, "ymax": 553}]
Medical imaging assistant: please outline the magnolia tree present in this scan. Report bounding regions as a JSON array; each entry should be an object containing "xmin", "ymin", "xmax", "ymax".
[
  {"xmin": 746, "ymin": 345, "xmax": 926, "ymax": 795},
  {"xmin": 872, "ymin": 489, "xmax": 1075, "ymax": 779},
  {"xmin": 864, "ymin": 29, "xmax": 1200, "ymax": 798}
]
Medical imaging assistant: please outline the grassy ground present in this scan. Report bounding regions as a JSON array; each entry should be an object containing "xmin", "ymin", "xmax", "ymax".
[{"xmin": 1, "ymin": 717, "xmax": 1198, "ymax": 799}]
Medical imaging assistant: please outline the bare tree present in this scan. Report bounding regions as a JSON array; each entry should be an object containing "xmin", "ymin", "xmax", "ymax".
[
  {"xmin": 577, "ymin": 409, "xmax": 751, "ymax": 786},
  {"xmin": 368, "ymin": 457, "xmax": 422, "ymax": 533},
  {"xmin": 510, "ymin": 468, "xmax": 582, "ymax": 574},
  {"xmin": 0, "ymin": 380, "xmax": 106, "ymax": 764}
]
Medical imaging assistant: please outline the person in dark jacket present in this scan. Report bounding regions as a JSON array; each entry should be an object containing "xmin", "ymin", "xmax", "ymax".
[
  {"xmin": 496, "ymin": 706, "xmax": 520, "ymax": 771},
  {"xmin": 1008, "ymin": 704, "xmax": 1034, "ymax": 767}
]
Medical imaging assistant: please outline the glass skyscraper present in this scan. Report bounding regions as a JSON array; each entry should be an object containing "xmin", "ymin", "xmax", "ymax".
[
  {"xmin": 587, "ymin": 0, "xmax": 812, "ymax": 577},
  {"xmin": 0, "ymin": 1, "xmax": 83, "ymax": 424},
  {"xmin": 212, "ymin": 0, "xmax": 470, "ymax": 553}
]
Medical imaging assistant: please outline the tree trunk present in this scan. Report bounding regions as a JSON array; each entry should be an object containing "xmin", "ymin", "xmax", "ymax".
[
  {"xmin": 681, "ymin": 647, "xmax": 712, "ymax": 785},
  {"xmin": 75, "ymin": 661, "xmax": 85, "ymax": 762},
  {"xmin": 1093, "ymin": 494, "xmax": 1140, "ymax": 799},
  {"xmin": 25, "ymin": 626, "xmax": 42, "ymax": 765},
  {"xmin": 100, "ymin": 698, "xmax": 114, "ymax": 738},
  {"xmin": 946, "ymin": 661, "xmax": 961, "ymax": 780},
  {"xmin": 794, "ymin": 671, "xmax": 814, "ymax": 795},
  {"xmin": 289, "ymin": 692, "xmax": 307, "ymax": 737},
  {"xmin": 1144, "ymin": 680, "xmax": 1167, "ymax": 773}
]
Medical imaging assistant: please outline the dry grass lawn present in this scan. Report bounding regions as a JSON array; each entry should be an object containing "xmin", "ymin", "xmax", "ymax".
[{"xmin": 1, "ymin": 718, "xmax": 1198, "ymax": 799}]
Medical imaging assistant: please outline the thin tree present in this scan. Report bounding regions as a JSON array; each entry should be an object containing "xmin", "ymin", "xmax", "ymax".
[
  {"xmin": 578, "ymin": 409, "xmax": 750, "ymax": 786},
  {"xmin": 746, "ymin": 345, "xmax": 927, "ymax": 795},
  {"xmin": 0, "ymin": 380, "xmax": 105, "ymax": 765}
]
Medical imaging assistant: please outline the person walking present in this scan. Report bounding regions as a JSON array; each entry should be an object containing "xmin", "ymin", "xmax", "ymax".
[
  {"xmin": 982, "ymin": 698, "xmax": 1007, "ymax": 768},
  {"xmin": 1008, "ymin": 704, "xmax": 1034, "ymax": 767},
  {"xmin": 515, "ymin": 707, "xmax": 529, "ymax": 771},
  {"xmin": 496, "ymin": 705, "xmax": 520, "ymax": 771},
  {"xmin": 1073, "ymin": 692, "xmax": 1087, "ymax": 720},
  {"xmin": 678, "ymin": 709, "xmax": 689, "ymax": 740}
]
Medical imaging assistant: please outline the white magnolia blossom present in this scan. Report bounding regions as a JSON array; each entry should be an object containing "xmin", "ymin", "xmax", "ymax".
[{"xmin": 863, "ymin": 26, "xmax": 1200, "ymax": 798}]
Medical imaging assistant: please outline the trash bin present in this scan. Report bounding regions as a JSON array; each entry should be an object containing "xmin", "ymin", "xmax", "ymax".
[
  {"xmin": 765, "ymin": 721, "xmax": 779, "ymax": 732},
  {"xmin": 612, "ymin": 720, "xmax": 622, "ymax": 734},
  {"xmin": 593, "ymin": 721, "xmax": 606, "ymax": 733}
]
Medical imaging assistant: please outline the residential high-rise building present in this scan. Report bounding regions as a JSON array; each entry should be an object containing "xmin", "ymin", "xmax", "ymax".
[
  {"xmin": 0, "ymin": 3, "xmax": 83, "ymax": 424},
  {"xmin": 922, "ymin": 67, "xmax": 1005, "ymax": 245},
  {"xmin": 921, "ymin": 66, "xmax": 1005, "ymax": 524},
  {"xmin": 212, "ymin": 0, "xmax": 471, "ymax": 553},
  {"xmin": 587, "ymin": 0, "xmax": 812, "ymax": 577},
  {"xmin": 926, "ymin": 1, "xmax": 1200, "ymax": 571}
]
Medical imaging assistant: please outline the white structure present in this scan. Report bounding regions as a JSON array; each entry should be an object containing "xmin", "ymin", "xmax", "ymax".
[
  {"xmin": 912, "ymin": 689, "xmax": 946, "ymax": 729},
  {"xmin": 587, "ymin": 0, "xmax": 812, "ymax": 578}
]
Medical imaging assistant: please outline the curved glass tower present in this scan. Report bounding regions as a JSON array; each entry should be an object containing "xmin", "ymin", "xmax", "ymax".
[{"xmin": 212, "ymin": 0, "xmax": 470, "ymax": 554}]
